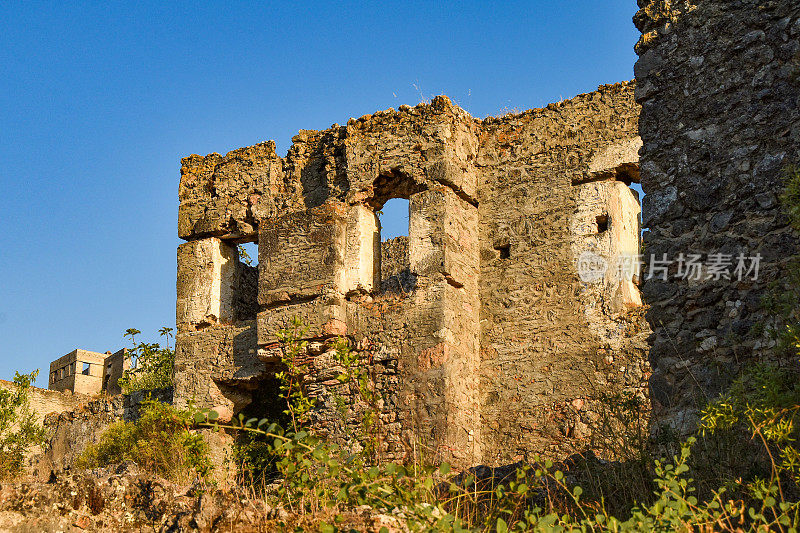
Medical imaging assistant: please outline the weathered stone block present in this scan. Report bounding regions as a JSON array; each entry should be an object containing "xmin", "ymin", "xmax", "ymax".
[
  {"xmin": 585, "ymin": 136, "xmax": 642, "ymax": 181},
  {"xmin": 256, "ymin": 290, "xmax": 346, "ymax": 345},
  {"xmin": 322, "ymin": 96, "xmax": 483, "ymax": 215},
  {"xmin": 572, "ymin": 180, "xmax": 642, "ymax": 312},
  {"xmin": 173, "ymin": 323, "xmax": 263, "ymax": 419},
  {"xmin": 258, "ymin": 201, "xmax": 348, "ymax": 305},
  {"xmin": 435, "ymin": 119, "xmax": 480, "ymax": 201},
  {"xmin": 178, "ymin": 142, "xmax": 285, "ymax": 240},
  {"xmin": 409, "ymin": 187, "xmax": 479, "ymax": 289}
]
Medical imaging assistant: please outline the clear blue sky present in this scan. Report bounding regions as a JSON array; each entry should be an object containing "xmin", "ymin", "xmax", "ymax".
[{"xmin": 0, "ymin": 1, "xmax": 640, "ymax": 386}]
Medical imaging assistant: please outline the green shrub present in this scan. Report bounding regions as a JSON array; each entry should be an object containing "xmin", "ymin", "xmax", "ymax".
[
  {"xmin": 781, "ymin": 165, "xmax": 800, "ymax": 233},
  {"xmin": 274, "ymin": 317, "xmax": 314, "ymax": 432},
  {"xmin": 208, "ymin": 414, "xmax": 800, "ymax": 531},
  {"xmin": 0, "ymin": 370, "xmax": 45, "ymax": 479},
  {"xmin": 117, "ymin": 327, "xmax": 175, "ymax": 394},
  {"xmin": 760, "ymin": 166, "xmax": 800, "ymax": 351},
  {"xmin": 78, "ymin": 399, "xmax": 211, "ymax": 483},
  {"xmin": 701, "ymin": 364, "xmax": 800, "ymax": 478}
]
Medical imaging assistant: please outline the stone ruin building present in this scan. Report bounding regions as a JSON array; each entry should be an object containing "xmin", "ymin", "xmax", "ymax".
[
  {"xmin": 5, "ymin": 0, "xmax": 797, "ymax": 478},
  {"xmin": 48, "ymin": 348, "xmax": 128, "ymax": 396},
  {"xmin": 174, "ymin": 0, "xmax": 800, "ymax": 468},
  {"xmin": 174, "ymin": 82, "xmax": 650, "ymax": 467}
]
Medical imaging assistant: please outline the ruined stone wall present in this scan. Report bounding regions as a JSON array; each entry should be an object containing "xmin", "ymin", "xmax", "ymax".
[
  {"xmin": 173, "ymin": 237, "xmax": 265, "ymax": 422},
  {"xmin": 27, "ymin": 389, "xmax": 174, "ymax": 479},
  {"xmin": 34, "ymin": 395, "xmax": 123, "ymax": 478},
  {"xmin": 0, "ymin": 381, "xmax": 174, "ymax": 478},
  {"xmin": 0, "ymin": 381, "xmax": 88, "ymax": 426},
  {"xmin": 477, "ymin": 83, "xmax": 650, "ymax": 463},
  {"xmin": 635, "ymin": 0, "xmax": 800, "ymax": 434},
  {"xmin": 101, "ymin": 349, "xmax": 129, "ymax": 396},
  {"xmin": 175, "ymin": 88, "xmax": 649, "ymax": 467},
  {"xmin": 253, "ymin": 99, "xmax": 484, "ymax": 465},
  {"xmin": 175, "ymin": 97, "xmax": 486, "ymax": 466},
  {"xmin": 49, "ymin": 349, "xmax": 106, "ymax": 395},
  {"xmin": 0, "ymin": 381, "xmax": 103, "ymax": 479},
  {"xmin": 175, "ymin": 142, "xmax": 291, "ymax": 425}
]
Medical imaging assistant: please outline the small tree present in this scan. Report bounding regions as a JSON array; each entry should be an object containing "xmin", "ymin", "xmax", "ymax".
[
  {"xmin": 237, "ymin": 244, "xmax": 254, "ymax": 266},
  {"xmin": 118, "ymin": 327, "xmax": 176, "ymax": 394},
  {"xmin": 0, "ymin": 370, "xmax": 46, "ymax": 479}
]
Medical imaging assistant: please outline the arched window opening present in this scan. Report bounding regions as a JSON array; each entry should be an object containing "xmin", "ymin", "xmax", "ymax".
[
  {"xmin": 378, "ymin": 198, "xmax": 410, "ymax": 241},
  {"xmin": 376, "ymin": 197, "xmax": 415, "ymax": 293}
]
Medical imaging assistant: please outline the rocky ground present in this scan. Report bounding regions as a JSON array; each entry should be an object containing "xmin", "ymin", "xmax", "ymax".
[{"xmin": 0, "ymin": 464, "xmax": 405, "ymax": 532}]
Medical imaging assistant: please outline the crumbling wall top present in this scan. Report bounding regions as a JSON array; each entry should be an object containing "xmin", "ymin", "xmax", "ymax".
[{"xmin": 177, "ymin": 95, "xmax": 484, "ymax": 243}]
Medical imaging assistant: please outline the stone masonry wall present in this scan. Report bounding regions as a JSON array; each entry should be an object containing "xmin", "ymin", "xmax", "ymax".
[
  {"xmin": 176, "ymin": 87, "xmax": 649, "ymax": 467},
  {"xmin": 0, "ymin": 381, "xmax": 88, "ymax": 426},
  {"xmin": 635, "ymin": 0, "xmax": 800, "ymax": 434},
  {"xmin": 32, "ymin": 390, "xmax": 174, "ymax": 479},
  {"xmin": 0, "ymin": 380, "xmax": 102, "ymax": 479},
  {"xmin": 173, "ymin": 236, "xmax": 267, "ymax": 423},
  {"xmin": 35, "ymin": 395, "xmax": 123, "ymax": 478},
  {"xmin": 380, "ymin": 236, "xmax": 413, "ymax": 293},
  {"xmin": 477, "ymin": 82, "xmax": 650, "ymax": 463},
  {"xmin": 0, "ymin": 380, "xmax": 175, "ymax": 479}
]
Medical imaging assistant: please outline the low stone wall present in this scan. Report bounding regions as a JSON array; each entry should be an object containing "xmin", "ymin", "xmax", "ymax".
[
  {"xmin": 0, "ymin": 380, "xmax": 89, "ymax": 425},
  {"xmin": 33, "ymin": 388, "xmax": 177, "ymax": 478},
  {"xmin": 33, "ymin": 395, "xmax": 123, "ymax": 478}
]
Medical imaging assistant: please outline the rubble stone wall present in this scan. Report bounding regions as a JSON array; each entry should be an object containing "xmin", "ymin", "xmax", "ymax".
[
  {"xmin": 635, "ymin": 0, "xmax": 800, "ymax": 434},
  {"xmin": 0, "ymin": 381, "xmax": 88, "ymax": 426},
  {"xmin": 380, "ymin": 236, "xmax": 412, "ymax": 293},
  {"xmin": 35, "ymin": 395, "xmax": 124, "ymax": 478},
  {"xmin": 477, "ymin": 83, "xmax": 650, "ymax": 463},
  {"xmin": 30, "ymin": 389, "xmax": 174, "ymax": 479},
  {"xmin": 0, "ymin": 380, "xmax": 175, "ymax": 479}
]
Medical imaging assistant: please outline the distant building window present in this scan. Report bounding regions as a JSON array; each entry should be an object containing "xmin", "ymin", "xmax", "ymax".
[
  {"xmin": 596, "ymin": 214, "xmax": 609, "ymax": 233},
  {"xmin": 82, "ymin": 362, "xmax": 91, "ymax": 375}
]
